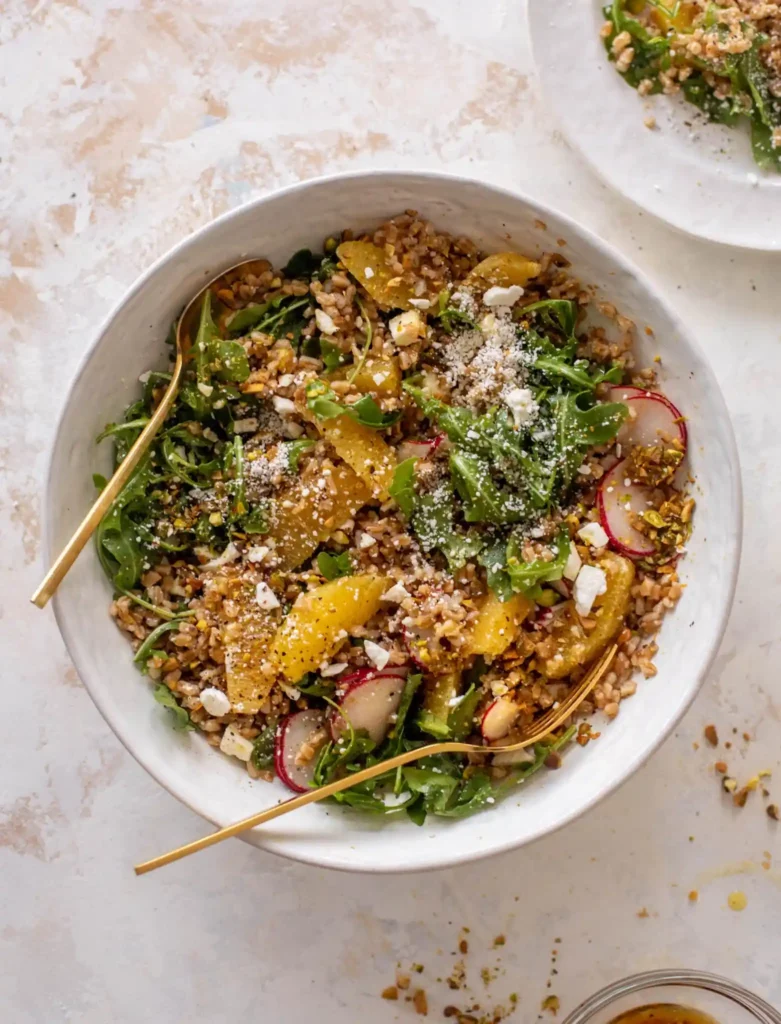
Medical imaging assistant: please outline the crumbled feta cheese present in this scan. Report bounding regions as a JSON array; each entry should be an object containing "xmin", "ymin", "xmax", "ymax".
[
  {"xmin": 203, "ymin": 427, "xmax": 219, "ymax": 443},
  {"xmin": 573, "ymin": 564, "xmax": 607, "ymax": 617},
  {"xmin": 246, "ymin": 545, "xmax": 269, "ymax": 564},
  {"xmin": 364, "ymin": 267, "xmax": 375, "ymax": 279},
  {"xmin": 483, "ymin": 284, "xmax": 524, "ymax": 307},
  {"xmin": 197, "ymin": 382, "xmax": 214, "ymax": 398},
  {"xmin": 357, "ymin": 531, "xmax": 377, "ymax": 549},
  {"xmin": 408, "ymin": 298, "xmax": 431, "ymax": 310},
  {"xmin": 747, "ymin": 172, "xmax": 759, "ymax": 187},
  {"xmin": 320, "ymin": 662, "xmax": 349, "ymax": 677},
  {"xmin": 504, "ymin": 387, "xmax": 537, "ymax": 428},
  {"xmin": 577, "ymin": 521, "xmax": 609, "ymax": 548},
  {"xmin": 364, "ymin": 640, "xmax": 391, "ymax": 670},
  {"xmin": 372, "ymin": 372, "xmax": 386, "ymax": 386},
  {"xmin": 255, "ymin": 581, "xmax": 280, "ymax": 610},
  {"xmin": 272, "ymin": 396, "xmax": 296, "ymax": 416},
  {"xmin": 138, "ymin": 371, "xmax": 151, "ymax": 384},
  {"xmin": 388, "ymin": 310, "xmax": 425, "ymax": 346},
  {"xmin": 200, "ymin": 687, "xmax": 231, "ymax": 717},
  {"xmin": 278, "ymin": 373, "xmax": 294, "ymax": 387},
  {"xmin": 563, "ymin": 545, "xmax": 582, "ymax": 582},
  {"xmin": 233, "ymin": 417, "xmax": 258, "ymax": 434},
  {"xmin": 219, "ymin": 725, "xmax": 254, "ymax": 762},
  {"xmin": 202, "ymin": 542, "xmax": 241, "ymax": 570},
  {"xmin": 315, "ymin": 308, "xmax": 338, "ymax": 335},
  {"xmin": 382, "ymin": 582, "xmax": 411, "ymax": 603}
]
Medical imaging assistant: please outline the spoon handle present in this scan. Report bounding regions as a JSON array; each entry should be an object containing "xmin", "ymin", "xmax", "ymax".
[{"xmin": 30, "ymin": 349, "xmax": 184, "ymax": 609}]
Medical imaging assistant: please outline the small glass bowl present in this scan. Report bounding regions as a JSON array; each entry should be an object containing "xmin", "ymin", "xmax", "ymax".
[{"xmin": 563, "ymin": 970, "xmax": 781, "ymax": 1024}]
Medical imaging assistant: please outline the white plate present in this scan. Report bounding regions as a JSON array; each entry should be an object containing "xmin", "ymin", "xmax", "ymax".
[
  {"xmin": 528, "ymin": 0, "xmax": 781, "ymax": 250},
  {"xmin": 46, "ymin": 170, "xmax": 740, "ymax": 872}
]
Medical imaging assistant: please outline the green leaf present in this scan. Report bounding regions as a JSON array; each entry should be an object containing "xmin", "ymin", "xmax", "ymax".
[
  {"xmin": 505, "ymin": 527, "xmax": 571, "ymax": 596},
  {"xmin": 552, "ymin": 393, "xmax": 628, "ymax": 489},
  {"xmin": 389, "ymin": 457, "xmax": 418, "ymax": 517},
  {"xmin": 93, "ymin": 473, "xmax": 108, "ymax": 490},
  {"xmin": 251, "ymin": 721, "xmax": 277, "ymax": 771},
  {"xmin": 306, "ymin": 381, "xmax": 401, "ymax": 429},
  {"xmin": 434, "ymin": 289, "xmax": 476, "ymax": 333},
  {"xmin": 316, "ymin": 550, "xmax": 353, "ymax": 580},
  {"xmin": 411, "ymin": 484, "xmax": 454, "ymax": 552},
  {"xmin": 520, "ymin": 298, "xmax": 578, "ymax": 339},
  {"xmin": 682, "ymin": 74, "xmax": 742, "ymax": 126},
  {"xmin": 195, "ymin": 291, "xmax": 250, "ymax": 384},
  {"xmin": 449, "ymin": 449, "xmax": 524, "ymax": 526},
  {"xmin": 447, "ymin": 684, "xmax": 482, "ymax": 742},
  {"xmin": 152, "ymin": 684, "xmax": 194, "ymax": 731},
  {"xmin": 320, "ymin": 339, "xmax": 348, "ymax": 372},
  {"xmin": 280, "ymin": 438, "xmax": 316, "ymax": 473},
  {"xmin": 133, "ymin": 620, "xmax": 181, "ymax": 673},
  {"xmin": 386, "ymin": 673, "xmax": 423, "ymax": 755},
  {"xmin": 416, "ymin": 711, "xmax": 452, "ymax": 740},
  {"xmin": 478, "ymin": 540, "xmax": 515, "ymax": 602},
  {"xmin": 283, "ymin": 248, "xmax": 323, "ymax": 279}
]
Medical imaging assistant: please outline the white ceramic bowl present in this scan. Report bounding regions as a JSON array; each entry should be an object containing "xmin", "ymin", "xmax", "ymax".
[{"xmin": 46, "ymin": 171, "xmax": 741, "ymax": 873}]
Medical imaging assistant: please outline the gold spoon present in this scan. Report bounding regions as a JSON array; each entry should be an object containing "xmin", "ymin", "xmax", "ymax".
[
  {"xmin": 134, "ymin": 645, "xmax": 616, "ymax": 875},
  {"xmin": 30, "ymin": 259, "xmax": 265, "ymax": 609}
]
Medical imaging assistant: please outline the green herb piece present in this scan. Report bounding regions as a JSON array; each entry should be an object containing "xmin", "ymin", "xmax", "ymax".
[
  {"xmin": 552, "ymin": 393, "xmax": 628, "ymax": 489},
  {"xmin": 386, "ymin": 673, "xmax": 423, "ymax": 754},
  {"xmin": 195, "ymin": 291, "xmax": 250, "ymax": 385},
  {"xmin": 93, "ymin": 473, "xmax": 108, "ymax": 490},
  {"xmin": 316, "ymin": 550, "xmax": 353, "ymax": 580},
  {"xmin": 449, "ymin": 449, "xmax": 524, "ymax": 526},
  {"xmin": 478, "ymin": 540, "xmax": 515, "ymax": 602},
  {"xmin": 416, "ymin": 712, "xmax": 452, "ymax": 740},
  {"xmin": 320, "ymin": 339, "xmax": 348, "ymax": 372},
  {"xmin": 434, "ymin": 289, "xmax": 476, "ymax": 333},
  {"xmin": 133, "ymin": 620, "xmax": 182, "ymax": 672},
  {"xmin": 251, "ymin": 721, "xmax": 277, "ymax": 771},
  {"xmin": 306, "ymin": 380, "xmax": 401, "ymax": 429},
  {"xmin": 447, "ymin": 683, "xmax": 483, "ymax": 741},
  {"xmin": 389, "ymin": 457, "xmax": 418, "ymax": 517},
  {"xmin": 347, "ymin": 296, "xmax": 372, "ymax": 384},
  {"xmin": 520, "ymin": 298, "xmax": 578, "ymax": 339},
  {"xmin": 505, "ymin": 527, "xmax": 571, "ymax": 597},
  {"xmin": 152, "ymin": 684, "xmax": 194, "ymax": 731},
  {"xmin": 226, "ymin": 294, "xmax": 310, "ymax": 342},
  {"xmin": 281, "ymin": 438, "xmax": 316, "ymax": 473}
]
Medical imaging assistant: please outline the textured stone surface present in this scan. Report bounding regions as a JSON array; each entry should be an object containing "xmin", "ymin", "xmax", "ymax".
[{"xmin": 1, "ymin": 2, "xmax": 780, "ymax": 1021}]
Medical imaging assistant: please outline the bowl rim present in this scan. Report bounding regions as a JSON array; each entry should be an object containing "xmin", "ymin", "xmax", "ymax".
[{"xmin": 45, "ymin": 168, "xmax": 743, "ymax": 873}]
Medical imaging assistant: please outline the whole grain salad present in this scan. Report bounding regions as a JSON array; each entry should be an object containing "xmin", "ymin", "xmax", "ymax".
[
  {"xmin": 96, "ymin": 213, "xmax": 693, "ymax": 824},
  {"xmin": 602, "ymin": 0, "xmax": 781, "ymax": 171}
]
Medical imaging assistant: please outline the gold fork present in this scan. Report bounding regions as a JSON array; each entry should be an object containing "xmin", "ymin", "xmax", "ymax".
[
  {"xmin": 30, "ymin": 259, "xmax": 267, "ymax": 609},
  {"xmin": 134, "ymin": 644, "xmax": 616, "ymax": 875}
]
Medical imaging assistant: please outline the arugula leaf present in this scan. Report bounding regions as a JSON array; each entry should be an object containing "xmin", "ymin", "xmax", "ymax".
[
  {"xmin": 251, "ymin": 721, "xmax": 278, "ymax": 770},
  {"xmin": 195, "ymin": 292, "xmax": 250, "ymax": 385},
  {"xmin": 224, "ymin": 435, "xmax": 268, "ymax": 533},
  {"xmin": 386, "ymin": 673, "xmax": 423, "ymax": 755},
  {"xmin": 449, "ymin": 449, "xmax": 524, "ymax": 526},
  {"xmin": 306, "ymin": 381, "xmax": 401, "ymax": 429},
  {"xmin": 133, "ymin": 620, "xmax": 182, "ymax": 673},
  {"xmin": 93, "ymin": 473, "xmax": 108, "ymax": 490},
  {"xmin": 434, "ymin": 289, "xmax": 476, "ymax": 333},
  {"xmin": 478, "ymin": 540, "xmax": 515, "ymax": 602},
  {"xmin": 281, "ymin": 438, "xmax": 316, "ymax": 473},
  {"xmin": 505, "ymin": 527, "xmax": 571, "ymax": 596},
  {"xmin": 552, "ymin": 393, "xmax": 628, "ymax": 488},
  {"xmin": 389, "ymin": 457, "xmax": 418, "ymax": 517},
  {"xmin": 411, "ymin": 484, "xmax": 454, "ymax": 552},
  {"xmin": 316, "ymin": 550, "xmax": 353, "ymax": 580},
  {"xmin": 226, "ymin": 295, "xmax": 310, "ymax": 343},
  {"xmin": 320, "ymin": 339, "xmax": 348, "ymax": 372},
  {"xmin": 283, "ymin": 248, "xmax": 323, "ymax": 278},
  {"xmin": 534, "ymin": 355, "xmax": 622, "ymax": 393},
  {"xmin": 152, "ymin": 684, "xmax": 194, "ymax": 731},
  {"xmin": 520, "ymin": 298, "xmax": 578, "ymax": 339},
  {"xmin": 602, "ymin": 1, "xmax": 670, "ymax": 90},
  {"xmin": 682, "ymin": 74, "xmax": 742, "ymax": 126},
  {"xmin": 416, "ymin": 712, "xmax": 452, "ymax": 740},
  {"xmin": 447, "ymin": 683, "xmax": 483, "ymax": 741}
]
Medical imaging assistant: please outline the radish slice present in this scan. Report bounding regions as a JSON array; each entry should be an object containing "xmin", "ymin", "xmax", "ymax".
[
  {"xmin": 597, "ymin": 459, "xmax": 656, "ymax": 558},
  {"xmin": 274, "ymin": 709, "xmax": 327, "ymax": 793},
  {"xmin": 481, "ymin": 698, "xmax": 521, "ymax": 741},
  {"xmin": 331, "ymin": 672, "xmax": 407, "ymax": 745},
  {"xmin": 397, "ymin": 434, "xmax": 444, "ymax": 463},
  {"xmin": 492, "ymin": 746, "xmax": 536, "ymax": 767},
  {"xmin": 609, "ymin": 388, "xmax": 687, "ymax": 450},
  {"xmin": 336, "ymin": 664, "xmax": 409, "ymax": 691}
]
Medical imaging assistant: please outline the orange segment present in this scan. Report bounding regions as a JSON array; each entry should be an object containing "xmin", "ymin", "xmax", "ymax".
[
  {"xmin": 467, "ymin": 591, "xmax": 532, "ymax": 658},
  {"xmin": 465, "ymin": 252, "xmax": 541, "ymax": 290},
  {"xmin": 336, "ymin": 241, "xmax": 416, "ymax": 310}
]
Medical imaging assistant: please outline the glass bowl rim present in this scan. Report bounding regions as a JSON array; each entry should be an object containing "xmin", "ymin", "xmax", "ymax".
[{"xmin": 562, "ymin": 969, "xmax": 781, "ymax": 1024}]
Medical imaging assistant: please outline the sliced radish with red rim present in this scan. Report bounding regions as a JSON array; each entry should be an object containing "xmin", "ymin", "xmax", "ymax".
[
  {"xmin": 609, "ymin": 387, "xmax": 687, "ymax": 450},
  {"xmin": 396, "ymin": 434, "xmax": 444, "ymax": 463},
  {"xmin": 330, "ymin": 671, "xmax": 408, "ymax": 745},
  {"xmin": 480, "ymin": 698, "xmax": 521, "ymax": 742},
  {"xmin": 274, "ymin": 709, "xmax": 327, "ymax": 793},
  {"xmin": 597, "ymin": 459, "xmax": 656, "ymax": 559}
]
